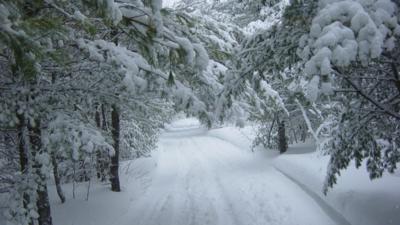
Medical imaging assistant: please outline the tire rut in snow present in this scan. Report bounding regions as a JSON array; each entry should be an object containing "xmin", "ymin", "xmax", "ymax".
[
  {"xmin": 189, "ymin": 138, "xmax": 242, "ymax": 225},
  {"xmin": 179, "ymin": 140, "xmax": 218, "ymax": 225},
  {"xmin": 273, "ymin": 167, "xmax": 352, "ymax": 225}
]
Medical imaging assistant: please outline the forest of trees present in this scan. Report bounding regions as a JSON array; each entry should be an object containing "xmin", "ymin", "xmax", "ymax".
[{"xmin": 0, "ymin": 0, "xmax": 399, "ymax": 224}]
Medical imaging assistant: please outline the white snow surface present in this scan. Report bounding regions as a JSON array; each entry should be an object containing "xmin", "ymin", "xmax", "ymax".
[
  {"xmin": 48, "ymin": 118, "xmax": 400, "ymax": 225},
  {"xmin": 274, "ymin": 150, "xmax": 400, "ymax": 225}
]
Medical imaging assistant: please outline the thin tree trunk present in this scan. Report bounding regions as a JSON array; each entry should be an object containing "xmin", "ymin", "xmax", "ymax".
[
  {"xmin": 28, "ymin": 120, "xmax": 52, "ymax": 225},
  {"xmin": 51, "ymin": 153, "xmax": 65, "ymax": 203},
  {"xmin": 101, "ymin": 104, "xmax": 107, "ymax": 130},
  {"xmin": 278, "ymin": 119, "xmax": 288, "ymax": 154},
  {"xmin": 110, "ymin": 105, "xmax": 121, "ymax": 192},
  {"xmin": 86, "ymin": 176, "xmax": 91, "ymax": 201},
  {"xmin": 17, "ymin": 114, "xmax": 28, "ymax": 173},
  {"xmin": 86, "ymin": 154, "xmax": 94, "ymax": 201},
  {"xmin": 72, "ymin": 161, "xmax": 76, "ymax": 199},
  {"xmin": 267, "ymin": 115, "xmax": 276, "ymax": 147},
  {"xmin": 82, "ymin": 162, "xmax": 90, "ymax": 182},
  {"xmin": 95, "ymin": 107, "xmax": 102, "ymax": 180},
  {"xmin": 299, "ymin": 125, "xmax": 307, "ymax": 142}
]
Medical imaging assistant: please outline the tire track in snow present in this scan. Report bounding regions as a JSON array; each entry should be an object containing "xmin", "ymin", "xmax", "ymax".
[
  {"xmin": 188, "ymin": 138, "xmax": 242, "ymax": 225},
  {"xmin": 192, "ymin": 137, "xmax": 293, "ymax": 225},
  {"xmin": 181, "ymin": 157, "xmax": 218, "ymax": 225},
  {"xmin": 191, "ymin": 136, "xmax": 338, "ymax": 225},
  {"xmin": 117, "ymin": 139, "xmax": 188, "ymax": 225}
]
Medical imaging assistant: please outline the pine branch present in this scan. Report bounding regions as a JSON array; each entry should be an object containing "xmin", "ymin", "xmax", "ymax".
[{"xmin": 333, "ymin": 67, "xmax": 400, "ymax": 120}]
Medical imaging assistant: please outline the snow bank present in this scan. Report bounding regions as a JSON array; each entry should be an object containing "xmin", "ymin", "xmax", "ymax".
[{"xmin": 274, "ymin": 142, "xmax": 400, "ymax": 225}]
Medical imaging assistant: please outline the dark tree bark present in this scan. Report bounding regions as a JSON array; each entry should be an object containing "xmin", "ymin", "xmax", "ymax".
[
  {"xmin": 299, "ymin": 125, "xmax": 307, "ymax": 142},
  {"xmin": 16, "ymin": 113, "xmax": 33, "ymax": 225},
  {"xmin": 110, "ymin": 28, "xmax": 121, "ymax": 191},
  {"xmin": 17, "ymin": 114, "xmax": 28, "ymax": 173},
  {"xmin": 110, "ymin": 105, "xmax": 121, "ymax": 192},
  {"xmin": 278, "ymin": 120, "xmax": 288, "ymax": 154},
  {"xmin": 28, "ymin": 120, "xmax": 52, "ymax": 225},
  {"xmin": 267, "ymin": 115, "xmax": 276, "ymax": 147},
  {"xmin": 101, "ymin": 104, "xmax": 107, "ymax": 130},
  {"xmin": 95, "ymin": 106, "xmax": 101, "ymax": 128},
  {"xmin": 51, "ymin": 153, "xmax": 65, "ymax": 203}
]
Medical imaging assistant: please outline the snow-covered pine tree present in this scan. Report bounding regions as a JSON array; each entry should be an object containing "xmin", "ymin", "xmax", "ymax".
[{"xmin": 295, "ymin": 0, "xmax": 400, "ymax": 193}]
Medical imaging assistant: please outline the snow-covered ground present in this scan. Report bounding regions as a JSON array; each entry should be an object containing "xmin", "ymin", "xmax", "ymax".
[
  {"xmin": 274, "ymin": 149, "xmax": 400, "ymax": 225},
  {"xmin": 49, "ymin": 118, "xmax": 400, "ymax": 225},
  {"xmin": 207, "ymin": 123, "xmax": 400, "ymax": 225}
]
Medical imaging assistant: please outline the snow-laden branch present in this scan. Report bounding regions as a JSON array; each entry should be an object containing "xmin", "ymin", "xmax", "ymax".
[
  {"xmin": 333, "ymin": 67, "xmax": 400, "ymax": 120},
  {"xmin": 295, "ymin": 99, "xmax": 319, "ymax": 142}
]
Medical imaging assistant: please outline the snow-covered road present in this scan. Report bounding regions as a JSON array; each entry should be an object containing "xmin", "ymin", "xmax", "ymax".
[{"xmin": 115, "ymin": 119, "xmax": 336, "ymax": 225}]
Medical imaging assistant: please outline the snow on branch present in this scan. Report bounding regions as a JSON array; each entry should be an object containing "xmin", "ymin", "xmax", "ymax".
[
  {"xmin": 299, "ymin": 0, "xmax": 400, "ymax": 100},
  {"xmin": 295, "ymin": 99, "xmax": 319, "ymax": 142},
  {"xmin": 260, "ymin": 80, "xmax": 289, "ymax": 116}
]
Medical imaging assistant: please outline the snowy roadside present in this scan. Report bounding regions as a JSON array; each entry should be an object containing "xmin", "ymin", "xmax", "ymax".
[
  {"xmin": 208, "ymin": 125, "xmax": 400, "ymax": 225},
  {"xmin": 273, "ymin": 151, "xmax": 400, "ymax": 225},
  {"xmin": 48, "ymin": 157, "xmax": 157, "ymax": 225}
]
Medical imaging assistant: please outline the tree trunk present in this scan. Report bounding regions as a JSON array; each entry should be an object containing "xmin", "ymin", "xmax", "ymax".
[
  {"xmin": 17, "ymin": 114, "xmax": 28, "ymax": 173},
  {"xmin": 300, "ymin": 125, "xmax": 307, "ymax": 142},
  {"xmin": 101, "ymin": 104, "xmax": 109, "ymax": 182},
  {"xmin": 110, "ymin": 105, "xmax": 121, "ymax": 192},
  {"xmin": 51, "ymin": 153, "xmax": 65, "ymax": 203},
  {"xmin": 95, "ymin": 107, "xmax": 102, "ymax": 180},
  {"xmin": 28, "ymin": 120, "xmax": 52, "ymax": 225},
  {"xmin": 267, "ymin": 115, "xmax": 276, "ymax": 147},
  {"xmin": 110, "ymin": 29, "xmax": 120, "ymax": 191},
  {"xmin": 278, "ymin": 119, "xmax": 288, "ymax": 154},
  {"xmin": 17, "ymin": 113, "xmax": 33, "ymax": 225}
]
